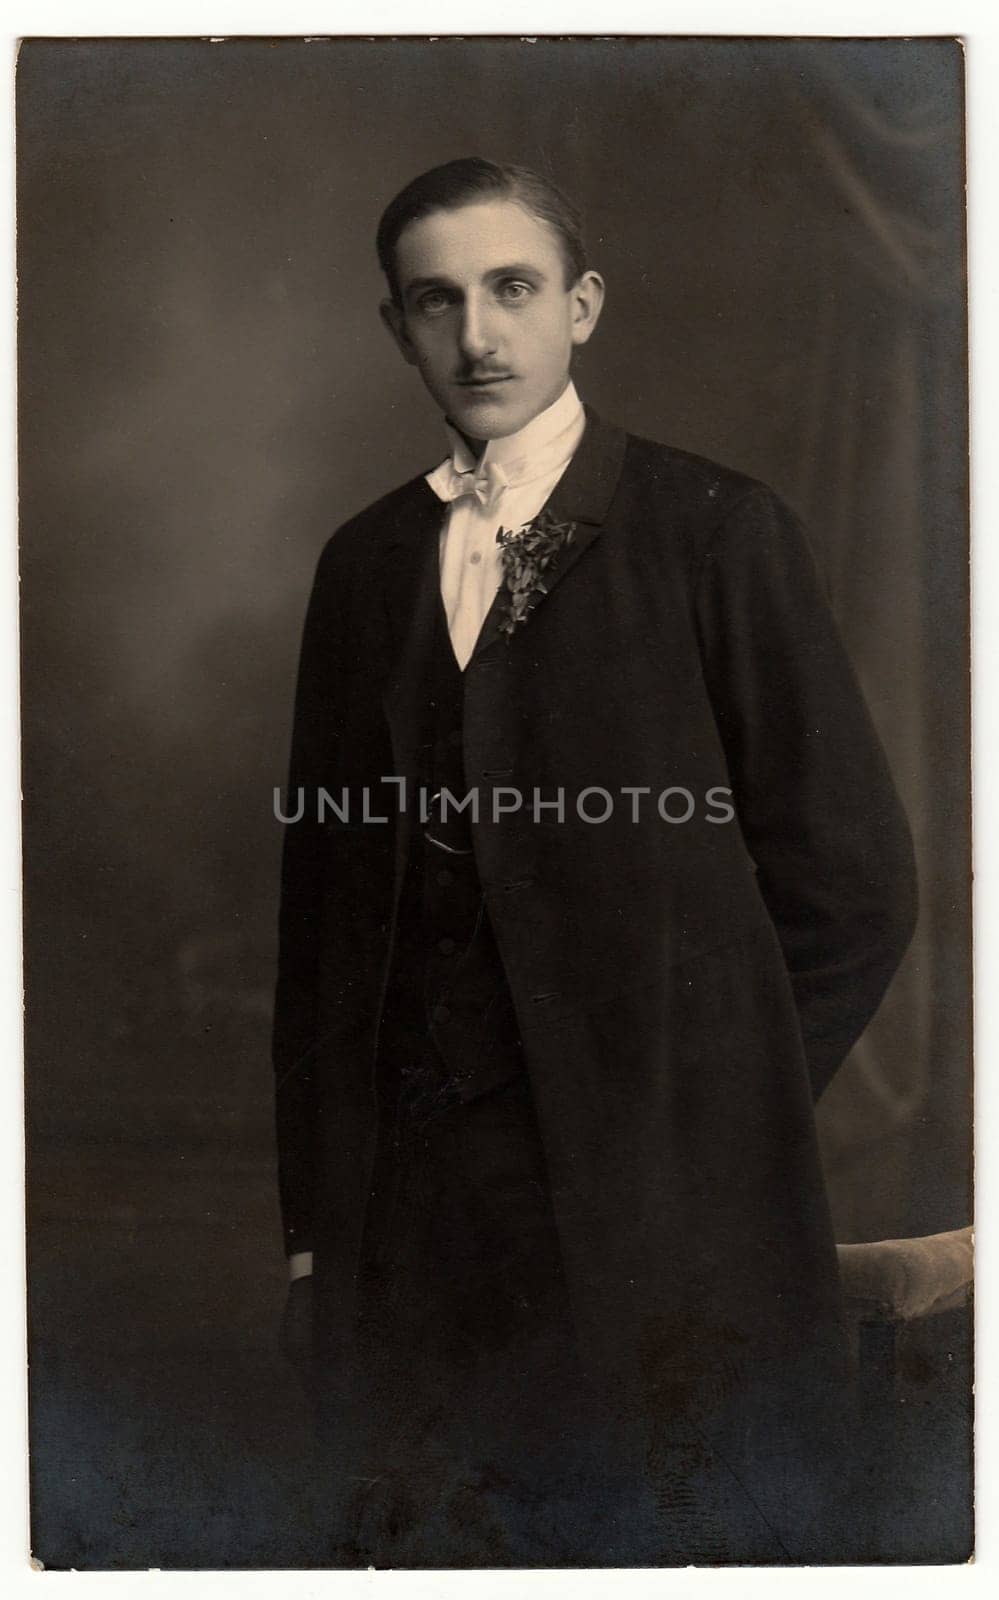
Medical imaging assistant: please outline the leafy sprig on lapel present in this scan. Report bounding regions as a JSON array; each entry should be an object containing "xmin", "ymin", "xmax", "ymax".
[{"xmin": 495, "ymin": 508, "xmax": 577, "ymax": 637}]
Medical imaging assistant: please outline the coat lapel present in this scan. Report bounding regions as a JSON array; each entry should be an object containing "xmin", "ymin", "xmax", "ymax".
[
  {"xmin": 380, "ymin": 480, "xmax": 445, "ymax": 763},
  {"xmin": 376, "ymin": 480, "xmax": 445, "ymax": 897},
  {"xmin": 468, "ymin": 406, "xmax": 628, "ymax": 663},
  {"xmin": 378, "ymin": 407, "xmax": 629, "ymax": 692}
]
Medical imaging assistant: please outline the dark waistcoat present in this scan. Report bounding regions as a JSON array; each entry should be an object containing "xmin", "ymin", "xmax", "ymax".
[{"xmin": 377, "ymin": 589, "xmax": 525, "ymax": 1104}]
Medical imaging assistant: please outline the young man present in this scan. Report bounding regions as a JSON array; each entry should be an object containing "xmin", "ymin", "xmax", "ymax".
[{"xmin": 273, "ymin": 158, "xmax": 917, "ymax": 1565}]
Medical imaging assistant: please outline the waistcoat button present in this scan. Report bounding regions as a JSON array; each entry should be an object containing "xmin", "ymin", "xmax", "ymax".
[
  {"xmin": 438, "ymin": 937, "xmax": 456, "ymax": 955},
  {"xmin": 432, "ymin": 1004, "xmax": 451, "ymax": 1025}
]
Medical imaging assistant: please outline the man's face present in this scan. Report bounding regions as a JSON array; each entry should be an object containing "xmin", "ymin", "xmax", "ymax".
[{"xmin": 381, "ymin": 198, "xmax": 604, "ymax": 441}]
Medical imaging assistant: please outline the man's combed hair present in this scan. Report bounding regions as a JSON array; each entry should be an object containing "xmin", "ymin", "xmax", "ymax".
[{"xmin": 376, "ymin": 157, "xmax": 588, "ymax": 304}]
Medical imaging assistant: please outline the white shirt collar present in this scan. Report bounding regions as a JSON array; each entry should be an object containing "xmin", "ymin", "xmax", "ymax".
[{"xmin": 436, "ymin": 379, "xmax": 584, "ymax": 487}]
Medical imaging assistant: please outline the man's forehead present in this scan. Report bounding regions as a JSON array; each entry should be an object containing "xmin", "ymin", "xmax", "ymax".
[{"xmin": 393, "ymin": 198, "xmax": 563, "ymax": 285}]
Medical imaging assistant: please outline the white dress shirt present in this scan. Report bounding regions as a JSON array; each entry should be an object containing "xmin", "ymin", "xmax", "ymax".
[
  {"xmin": 285, "ymin": 381, "xmax": 586, "ymax": 1285},
  {"xmin": 426, "ymin": 380, "xmax": 586, "ymax": 669}
]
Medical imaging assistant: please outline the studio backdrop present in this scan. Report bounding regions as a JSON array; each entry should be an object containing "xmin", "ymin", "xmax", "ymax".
[{"xmin": 17, "ymin": 36, "xmax": 969, "ymax": 1568}]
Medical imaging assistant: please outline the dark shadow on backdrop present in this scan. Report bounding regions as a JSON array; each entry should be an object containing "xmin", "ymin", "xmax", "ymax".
[{"xmin": 16, "ymin": 36, "xmax": 969, "ymax": 1567}]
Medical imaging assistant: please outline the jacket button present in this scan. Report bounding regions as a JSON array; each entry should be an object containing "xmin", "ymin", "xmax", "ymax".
[
  {"xmin": 447, "ymin": 729, "xmax": 463, "ymax": 748},
  {"xmin": 432, "ymin": 1003, "xmax": 451, "ymax": 1024},
  {"xmin": 436, "ymin": 868, "xmax": 454, "ymax": 887},
  {"xmin": 438, "ymin": 937, "xmax": 456, "ymax": 955}
]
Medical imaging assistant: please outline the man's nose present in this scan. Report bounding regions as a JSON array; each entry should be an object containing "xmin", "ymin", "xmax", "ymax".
[{"xmin": 457, "ymin": 295, "xmax": 498, "ymax": 363}]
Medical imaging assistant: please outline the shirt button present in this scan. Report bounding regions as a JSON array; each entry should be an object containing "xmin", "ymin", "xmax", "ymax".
[
  {"xmin": 432, "ymin": 1004, "xmax": 451, "ymax": 1024},
  {"xmin": 470, "ymin": 551, "xmax": 482, "ymax": 565},
  {"xmin": 438, "ymin": 937, "xmax": 456, "ymax": 955},
  {"xmin": 436, "ymin": 868, "xmax": 454, "ymax": 887}
]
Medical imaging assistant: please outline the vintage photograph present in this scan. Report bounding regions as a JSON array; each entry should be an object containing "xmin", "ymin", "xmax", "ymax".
[{"xmin": 17, "ymin": 35, "xmax": 971, "ymax": 1568}]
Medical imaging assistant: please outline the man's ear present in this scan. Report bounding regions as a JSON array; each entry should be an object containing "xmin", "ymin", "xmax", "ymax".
[
  {"xmin": 569, "ymin": 270, "xmax": 606, "ymax": 349},
  {"xmin": 380, "ymin": 299, "xmax": 419, "ymax": 366}
]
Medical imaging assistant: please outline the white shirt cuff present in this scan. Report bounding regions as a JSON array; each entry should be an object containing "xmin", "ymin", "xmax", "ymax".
[{"xmin": 288, "ymin": 1250, "xmax": 314, "ymax": 1282}]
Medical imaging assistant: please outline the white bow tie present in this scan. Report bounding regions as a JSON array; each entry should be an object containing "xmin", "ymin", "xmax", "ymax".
[{"xmin": 433, "ymin": 458, "xmax": 510, "ymax": 514}]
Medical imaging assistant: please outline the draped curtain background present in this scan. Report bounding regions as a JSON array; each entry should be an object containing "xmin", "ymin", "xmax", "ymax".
[{"xmin": 17, "ymin": 38, "xmax": 968, "ymax": 1566}]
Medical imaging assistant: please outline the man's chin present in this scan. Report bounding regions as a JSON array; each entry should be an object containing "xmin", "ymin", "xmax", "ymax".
[
  {"xmin": 447, "ymin": 399, "xmax": 516, "ymax": 440},
  {"xmin": 446, "ymin": 389, "xmax": 543, "ymax": 442}
]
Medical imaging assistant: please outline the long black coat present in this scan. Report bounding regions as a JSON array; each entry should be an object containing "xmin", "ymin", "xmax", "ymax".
[{"xmin": 273, "ymin": 408, "xmax": 917, "ymax": 1411}]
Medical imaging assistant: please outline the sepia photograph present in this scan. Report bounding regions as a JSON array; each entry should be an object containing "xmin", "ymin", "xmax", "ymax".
[{"xmin": 16, "ymin": 33, "xmax": 971, "ymax": 1569}]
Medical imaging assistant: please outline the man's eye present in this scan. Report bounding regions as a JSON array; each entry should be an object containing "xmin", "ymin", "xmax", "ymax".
[
  {"xmin": 498, "ymin": 281, "xmax": 532, "ymax": 303},
  {"xmin": 418, "ymin": 291, "xmax": 451, "ymax": 316}
]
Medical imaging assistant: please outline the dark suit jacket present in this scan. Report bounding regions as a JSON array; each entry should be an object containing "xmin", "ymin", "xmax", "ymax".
[{"xmin": 273, "ymin": 407, "xmax": 917, "ymax": 1405}]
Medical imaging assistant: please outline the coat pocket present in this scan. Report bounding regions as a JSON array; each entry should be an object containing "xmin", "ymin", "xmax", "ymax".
[{"xmin": 500, "ymin": 859, "xmax": 775, "ymax": 1022}]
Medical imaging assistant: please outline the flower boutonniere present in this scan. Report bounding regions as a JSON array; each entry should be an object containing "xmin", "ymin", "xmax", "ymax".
[{"xmin": 495, "ymin": 508, "xmax": 577, "ymax": 637}]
